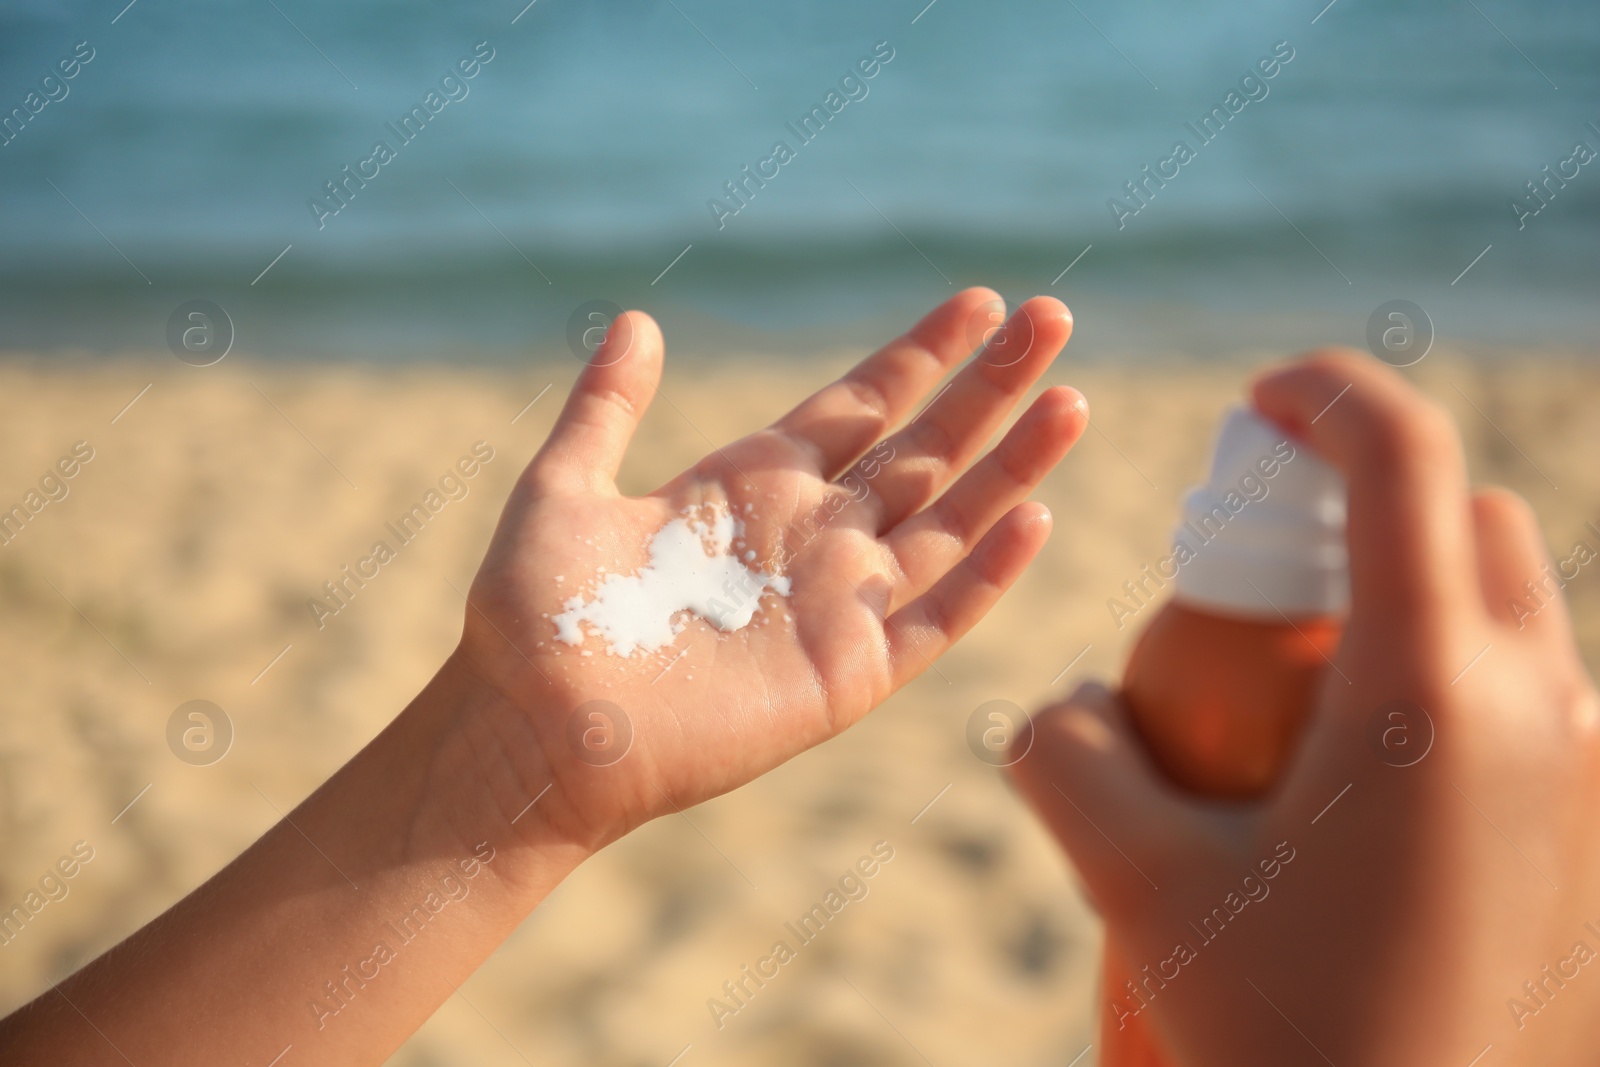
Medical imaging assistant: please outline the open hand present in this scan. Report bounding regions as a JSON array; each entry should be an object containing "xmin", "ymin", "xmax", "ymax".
[{"xmin": 458, "ymin": 288, "xmax": 1086, "ymax": 852}]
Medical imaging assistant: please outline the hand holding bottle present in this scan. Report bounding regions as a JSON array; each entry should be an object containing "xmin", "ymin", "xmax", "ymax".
[{"xmin": 1012, "ymin": 350, "xmax": 1600, "ymax": 1066}]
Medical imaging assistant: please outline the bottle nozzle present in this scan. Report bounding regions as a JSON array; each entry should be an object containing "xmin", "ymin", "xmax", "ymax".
[{"xmin": 1170, "ymin": 405, "xmax": 1349, "ymax": 619}]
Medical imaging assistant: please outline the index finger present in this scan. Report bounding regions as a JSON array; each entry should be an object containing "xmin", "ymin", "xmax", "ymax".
[{"xmin": 1251, "ymin": 348, "xmax": 1480, "ymax": 630}]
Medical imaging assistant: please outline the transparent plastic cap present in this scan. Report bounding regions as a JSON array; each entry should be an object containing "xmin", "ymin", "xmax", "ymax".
[{"xmin": 1170, "ymin": 405, "xmax": 1349, "ymax": 619}]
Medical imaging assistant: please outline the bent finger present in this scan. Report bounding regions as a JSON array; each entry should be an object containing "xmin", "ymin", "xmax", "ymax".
[
  {"xmin": 1250, "ymin": 348, "xmax": 1479, "ymax": 631},
  {"xmin": 1007, "ymin": 683, "xmax": 1197, "ymax": 920},
  {"xmin": 1472, "ymin": 486, "xmax": 1572, "ymax": 636}
]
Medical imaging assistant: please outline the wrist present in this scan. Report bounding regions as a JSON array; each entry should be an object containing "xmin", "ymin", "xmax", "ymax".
[{"xmin": 401, "ymin": 652, "xmax": 594, "ymax": 910}]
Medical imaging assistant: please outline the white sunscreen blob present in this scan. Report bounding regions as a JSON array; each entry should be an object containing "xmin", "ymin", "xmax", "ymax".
[{"xmin": 553, "ymin": 507, "xmax": 791, "ymax": 657}]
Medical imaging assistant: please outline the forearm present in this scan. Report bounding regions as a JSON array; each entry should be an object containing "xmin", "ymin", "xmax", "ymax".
[{"xmin": 0, "ymin": 654, "xmax": 588, "ymax": 1066}]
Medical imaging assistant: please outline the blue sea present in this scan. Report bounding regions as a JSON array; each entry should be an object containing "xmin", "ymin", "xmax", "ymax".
[{"xmin": 1, "ymin": 0, "xmax": 1596, "ymax": 360}]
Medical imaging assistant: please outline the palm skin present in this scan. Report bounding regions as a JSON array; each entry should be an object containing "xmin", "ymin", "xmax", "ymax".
[{"xmin": 453, "ymin": 289, "xmax": 1087, "ymax": 853}]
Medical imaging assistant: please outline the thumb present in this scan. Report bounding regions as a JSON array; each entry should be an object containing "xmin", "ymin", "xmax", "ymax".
[
  {"xmin": 530, "ymin": 310, "xmax": 665, "ymax": 492},
  {"xmin": 1008, "ymin": 682, "xmax": 1196, "ymax": 920}
]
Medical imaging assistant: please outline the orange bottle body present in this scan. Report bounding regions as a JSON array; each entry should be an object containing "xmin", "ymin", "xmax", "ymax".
[{"xmin": 1098, "ymin": 599, "xmax": 1343, "ymax": 1065}]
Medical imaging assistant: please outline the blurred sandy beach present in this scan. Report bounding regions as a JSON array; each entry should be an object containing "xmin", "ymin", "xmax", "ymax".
[{"xmin": 1, "ymin": 345, "xmax": 1596, "ymax": 1066}]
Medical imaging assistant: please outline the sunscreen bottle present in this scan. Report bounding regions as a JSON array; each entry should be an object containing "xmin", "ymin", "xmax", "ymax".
[{"xmin": 1100, "ymin": 405, "xmax": 1348, "ymax": 1065}]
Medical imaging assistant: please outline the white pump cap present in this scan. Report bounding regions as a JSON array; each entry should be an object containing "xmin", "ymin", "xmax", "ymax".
[{"xmin": 1170, "ymin": 405, "xmax": 1349, "ymax": 619}]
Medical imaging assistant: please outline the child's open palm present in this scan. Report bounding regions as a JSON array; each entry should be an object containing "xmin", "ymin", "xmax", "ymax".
[{"xmin": 457, "ymin": 289, "xmax": 1086, "ymax": 852}]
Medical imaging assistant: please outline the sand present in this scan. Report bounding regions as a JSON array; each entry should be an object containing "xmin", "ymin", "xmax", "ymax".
[{"xmin": 0, "ymin": 346, "xmax": 1596, "ymax": 1066}]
